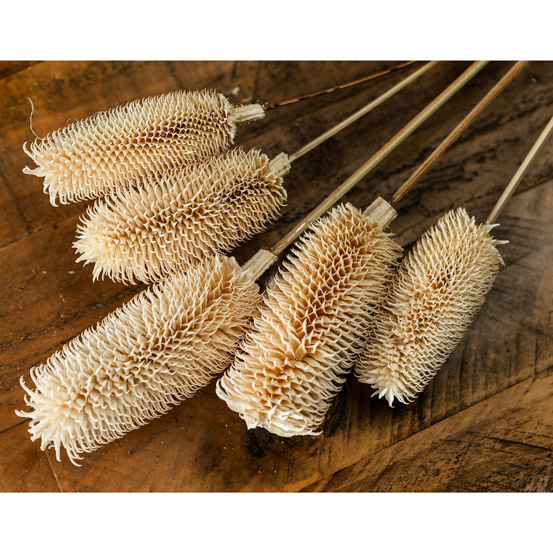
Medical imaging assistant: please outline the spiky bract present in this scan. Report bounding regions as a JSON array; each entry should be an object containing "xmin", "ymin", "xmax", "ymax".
[
  {"xmin": 73, "ymin": 148, "xmax": 288, "ymax": 284},
  {"xmin": 356, "ymin": 208, "xmax": 504, "ymax": 406},
  {"xmin": 23, "ymin": 90, "xmax": 264, "ymax": 205},
  {"xmin": 217, "ymin": 203, "xmax": 402, "ymax": 437},
  {"xmin": 16, "ymin": 255, "xmax": 260, "ymax": 465}
]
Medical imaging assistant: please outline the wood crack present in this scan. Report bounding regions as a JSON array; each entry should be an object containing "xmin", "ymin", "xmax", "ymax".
[
  {"xmin": 0, "ymin": 420, "xmax": 26, "ymax": 435},
  {"xmin": 297, "ymin": 364, "xmax": 553, "ymax": 492}
]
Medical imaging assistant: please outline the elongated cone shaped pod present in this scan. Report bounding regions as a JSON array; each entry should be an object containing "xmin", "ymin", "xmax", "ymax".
[
  {"xmin": 216, "ymin": 201, "xmax": 402, "ymax": 437},
  {"xmin": 73, "ymin": 148, "xmax": 290, "ymax": 284},
  {"xmin": 22, "ymin": 90, "xmax": 265, "ymax": 205},
  {"xmin": 16, "ymin": 255, "xmax": 260, "ymax": 465},
  {"xmin": 356, "ymin": 208, "xmax": 505, "ymax": 407}
]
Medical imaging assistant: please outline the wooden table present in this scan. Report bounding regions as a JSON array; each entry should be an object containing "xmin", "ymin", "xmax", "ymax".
[{"xmin": 1, "ymin": 61, "xmax": 552, "ymax": 492}]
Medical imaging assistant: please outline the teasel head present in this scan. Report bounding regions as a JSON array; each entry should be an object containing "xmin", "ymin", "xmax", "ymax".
[
  {"xmin": 22, "ymin": 89, "xmax": 264, "ymax": 205},
  {"xmin": 355, "ymin": 208, "xmax": 505, "ymax": 406},
  {"xmin": 216, "ymin": 201, "xmax": 402, "ymax": 437},
  {"xmin": 16, "ymin": 255, "xmax": 260, "ymax": 465},
  {"xmin": 73, "ymin": 148, "xmax": 289, "ymax": 284},
  {"xmin": 350, "ymin": 62, "xmax": 538, "ymax": 407}
]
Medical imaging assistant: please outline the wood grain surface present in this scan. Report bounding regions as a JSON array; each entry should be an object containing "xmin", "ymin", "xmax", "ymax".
[{"xmin": 1, "ymin": 61, "xmax": 552, "ymax": 492}]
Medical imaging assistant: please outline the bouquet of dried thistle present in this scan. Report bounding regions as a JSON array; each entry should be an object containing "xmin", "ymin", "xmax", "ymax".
[{"xmin": 18, "ymin": 61, "xmax": 548, "ymax": 466}]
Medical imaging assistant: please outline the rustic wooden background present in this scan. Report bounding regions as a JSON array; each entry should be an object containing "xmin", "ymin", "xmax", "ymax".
[{"xmin": 0, "ymin": 61, "xmax": 552, "ymax": 492}]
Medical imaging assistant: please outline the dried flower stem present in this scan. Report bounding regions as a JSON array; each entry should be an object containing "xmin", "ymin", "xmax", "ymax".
[
  {"xmin": 391, "ymin": 61, "xmax": 529, "ymax": 204},
  {"xmin": 252, "ymin": 61, "xmax": 487, "ymax": 269},
  {"xmin": 487, "ymin": 113, "xmax": 553, "ymax": 224},
  {"xmin": 74, "ymin": 149, "xmax": 289, "ymax": 284},
  {"xmin": 265, "ymin": 61, "xmax": 418, "ymax": 110},
  {"xmin": 288, "ymin": 61, "xmax": 437, "ymax": 162}
]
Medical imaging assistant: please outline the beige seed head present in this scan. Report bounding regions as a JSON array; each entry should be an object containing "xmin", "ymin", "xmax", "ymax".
[
  {"xmin": 216, "ymin": 203, "xmax": 402, "ymax": 437},
  {"xmin": 23, "ymin": 89, "xmax": 264, "ymax": 205},
  {"xmin": 356, "ymin": 208, "xmax": 505, "ymax": 407},
  {"xmin": 16, "ymin": 255, "xmax": 260, "ymax": 465},
  {"xmin": 73, "ymin": 148, "xmax": 289, "ymax": 284}
]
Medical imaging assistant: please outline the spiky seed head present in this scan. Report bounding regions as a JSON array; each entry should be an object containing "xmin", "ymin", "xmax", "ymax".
[
  {"xmin": 73, "ymin": 148, "xmax": 289, "ymax": 284},
  {"xmin": 216, "ymin": 203, "xmax": 402, "ymax": 437},
  {"xmin": 16, "ymin": 255, "xmax": 260, "ymax": 465},
  {"xmin": 22, "ymin": 90, "xmax": 264, "ymax": 205},
  {"xmin": 356, "ymin": 208, "xmax": 505, "ymax": 407}
]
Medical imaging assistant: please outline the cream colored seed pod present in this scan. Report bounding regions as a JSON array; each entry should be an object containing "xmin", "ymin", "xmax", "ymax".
[
  {"xmin": 356, "ymin": 208, "xmax": 505, "ymax": 407},
  {"xmin": 216, "ymin": 201, "xmax": 402, "ymax": 437},
  {"xmin": 23, "ymin": 89, "xmax": 264, "ymax": 205},
  {"xmin": 16, "ymin": 255, "xmax": 260, "ymax": 465},
  {"xmin": 73, "ymin": 148, "xmax": 289, "ymax": 284}
]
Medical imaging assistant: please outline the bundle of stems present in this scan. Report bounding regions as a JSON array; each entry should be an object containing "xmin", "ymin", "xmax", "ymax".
[
  {"xmin": 357, "ymin": 112, "xmax": 553, "ymax": 406},
  {"xmin": 216, "ymin": 61, "xmax": 528, "ymax": 436},
  {"xmin": 73, "ymin": 62, "xmax": 437, "ymax": 284},
  {"xmin": 16, "ymin": 61, "xmax": 477, "ymax": 464}
]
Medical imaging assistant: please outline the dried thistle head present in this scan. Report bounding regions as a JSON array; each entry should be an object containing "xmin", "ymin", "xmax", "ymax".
[
  {"xmin": 73, "ymin": 148, "xmax": 289, "ymax": 284},
  {"xmin": 23, "ymin": 90, "xmax": 264, "ymax": 205},
  {"xmin": 16, "ymin": 255, "xmax": 260, "ymax": 465},
  {"xmin": 356, "ymin": 208, "xmax": 505, "ymax": 407},
  {"xmin": 216, "ymin": 203, "xmax": 402, "ymax": 437}
]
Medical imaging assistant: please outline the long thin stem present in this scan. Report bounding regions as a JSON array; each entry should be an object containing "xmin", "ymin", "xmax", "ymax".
[
  {"xmin": 487, "ymin": 114, "xmax": 553, "ymax": 224},
  {"xmin": 265, "ymin": 61, "xmax": 418, "ymax": 111},
  {"xmin": 289, "ymin": 61, "xmax": 438, "ymax": 163},
  {"xmin": 391, "ymin": 61, "xmax": 528, "ymax": 205},
  {"xmin": 240, "ymin": 63, "xmax": 440, "ymax": 282},
  {"xmin": 269, "ymin": 61, "xmax": 488, "ymax": 259},
  {"xmin": 243, "ymin": 63, "xmax": 442, "ymax": 282}
]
